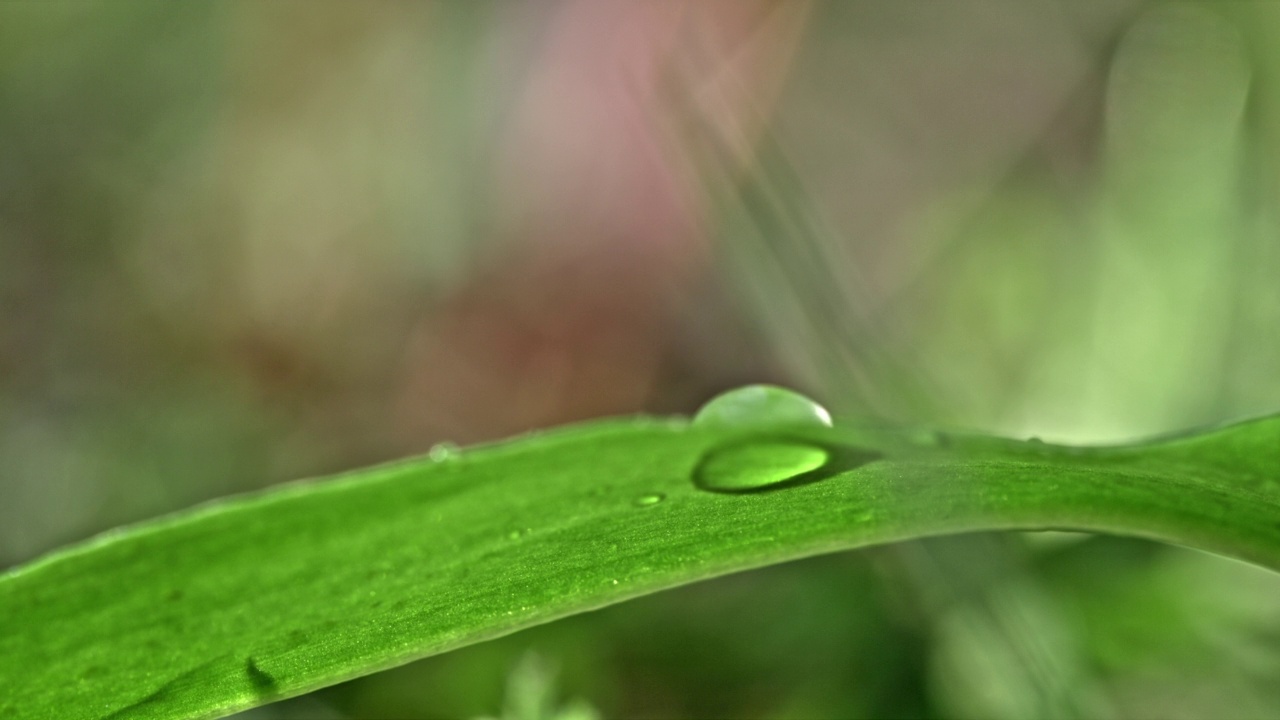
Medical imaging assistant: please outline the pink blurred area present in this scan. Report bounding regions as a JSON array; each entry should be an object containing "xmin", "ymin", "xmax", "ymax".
[
  {"xmin": 206, "ymin": 1, "xmax": 809, "ymax": 452},
  {"xmin": 396, "ymin": 0, "xmax": 808, "ymax": 443}
]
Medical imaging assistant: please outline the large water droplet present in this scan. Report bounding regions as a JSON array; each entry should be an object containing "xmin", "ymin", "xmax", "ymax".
[
  {"xmin": 693, "ymin": 385, "xmax": 832, "ymax": 429},
  {"xmin": 693, "ymin": 439, "xmax": 882, "ymax": 494},
  {"xmin": 694, "ymin": 441, "xmax": 829, "ymax": 493}
]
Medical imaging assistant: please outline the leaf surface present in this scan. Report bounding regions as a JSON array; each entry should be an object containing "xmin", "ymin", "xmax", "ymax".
[{"xmin": 2, "ymin": 414, "xmax": 1279, "ymax": 719}]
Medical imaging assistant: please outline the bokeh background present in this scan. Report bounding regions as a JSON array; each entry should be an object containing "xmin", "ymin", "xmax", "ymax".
[{"xmin": 4, "ymin": 1, "xmax": 1280, "ymax": 718}]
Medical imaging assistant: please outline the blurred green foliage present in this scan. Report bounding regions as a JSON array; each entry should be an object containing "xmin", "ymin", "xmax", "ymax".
[{"xmin": 2, "ymin": 1, "xmax": 1279, "ymax": 718}]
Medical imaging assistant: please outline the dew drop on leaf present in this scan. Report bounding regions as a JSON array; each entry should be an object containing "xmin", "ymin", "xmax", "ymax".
[
  {"xmin": 694, "ymin": 440, "xmax": 884, "ymax": 494},
  {"xmin": 693, "ymin": 441, "xmax": 831, "ymax": 493},
  {"xmin": 692, "ymin": 385, "xmax": 832, "ymax": 429},
  {"xmin": 429, "ymin": 442, "xmax": 460, "ymax": 461},
  {"xmin": 632, "ymin": 493, "xmax": 666, "ymax": 507},
  {"xmin": 909, "ymin": 429, "xmax": 948, "ymax": 447}
]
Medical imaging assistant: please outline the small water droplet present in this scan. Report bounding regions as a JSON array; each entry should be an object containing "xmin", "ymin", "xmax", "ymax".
[
  {"xmin": 632, "ymin": 493, "xmax": 666, "ymax": 507},
  {"xmin": 908, "ymin": 429, "xmax": 948, "ymax": 447},
  {"xmin": 693, "ymin": 439, "xmax": 882, "ymax": 494},
  {"xmin": 429, "ymin": 442, "xmax": 460, "ymax": 461},
  {"xmin": 693, "ymin": 385, "xmax": 832, "ymax": 429},
  {"xmin": 507, "ymin": 529, "xmax": 529, "ymax": 541}
]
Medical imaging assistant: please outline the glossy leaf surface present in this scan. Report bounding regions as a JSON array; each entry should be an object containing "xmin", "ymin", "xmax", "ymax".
[{"xmin": 2, "ymin": 413, "xmax": 1279, "ymax": 719}]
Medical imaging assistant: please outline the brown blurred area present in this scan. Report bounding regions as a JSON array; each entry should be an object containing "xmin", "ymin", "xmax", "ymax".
[
  {"xmin": 178, "ymin": 1, "xmax": 805, "ymax": 445},
  {"xmin": 214, "ymin": 0, "xmax": 806, "ymax": 443}
]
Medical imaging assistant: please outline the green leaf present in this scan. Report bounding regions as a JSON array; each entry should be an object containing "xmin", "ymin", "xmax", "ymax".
[{"xmin": 3, "ymin": 406, "xmax": 1279, "ymax": 720}]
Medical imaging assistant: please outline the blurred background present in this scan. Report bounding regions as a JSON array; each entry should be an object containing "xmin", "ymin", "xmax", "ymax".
[{"xmin": 3, "ymin": 1, "xmax": 1280, "ymax": 718}]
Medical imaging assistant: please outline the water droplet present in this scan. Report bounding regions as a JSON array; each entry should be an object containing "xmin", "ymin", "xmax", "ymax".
[
  {"xmin": 694, "ymin": 441, "xmax": 828, "ymax": 493},
  {"xmin": 693, "ymin": 440, "xmax": 882, "ymax": 494},
  {"xmin": 507, "ymin": 529, "xmax": 529, "ymax": 541},
  {"xmin": 908, "ymin": 428, "xmax": 948, "ymax": 448},
  {"xmin": 429, "ymin": 442, "xmax": 460, "ymax": 461},
  {"xmin": 1025, "ymin": 437, "xmax": 1056, "ymax": 454},
  {"xmin": 632, "ymin": 493, "xmax": 666, "ymax": 507},
  {"xmin": 693, "ymin": 385, "xmax": 832, "ymax": 429}
]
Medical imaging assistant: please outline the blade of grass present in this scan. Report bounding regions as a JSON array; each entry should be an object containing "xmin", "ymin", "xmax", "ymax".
[{"xmin": 2, "ymin": 412, "xmax": 1279, "ymax": 720}]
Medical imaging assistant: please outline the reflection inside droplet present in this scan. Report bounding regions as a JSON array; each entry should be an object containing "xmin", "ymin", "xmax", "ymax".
[
  {"xmin": 693, "ymin": 439, "xmax": 882, "ymax": 494},
  {"xmin": 694, "ymin": 441, "xmax": 829, "ymax": 493},
  {"xmin": 632, "ymin": 493, "xmax": 666, "ymax": 507}
]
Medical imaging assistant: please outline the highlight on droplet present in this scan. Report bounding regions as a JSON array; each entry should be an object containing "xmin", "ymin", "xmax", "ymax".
[{"xmin": 692, "ymin": 385, "xmax": 833, "ymax": 429}]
